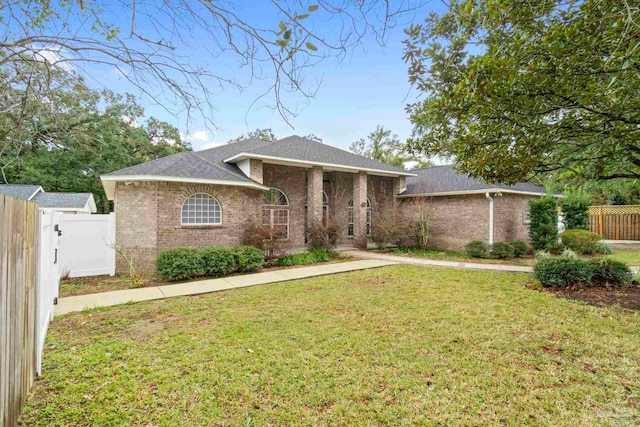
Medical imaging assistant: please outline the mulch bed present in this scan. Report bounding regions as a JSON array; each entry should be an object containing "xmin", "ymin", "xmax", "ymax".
[{"xmin": 546, "ymin": 285, "xmax": 640, "ymax": 311}]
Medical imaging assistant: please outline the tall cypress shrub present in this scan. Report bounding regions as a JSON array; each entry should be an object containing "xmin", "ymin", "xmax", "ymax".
[
  {"xmin": 528, "ymin": 195, "xmax": 558, "ymax": 250},
  {"xmin": 560, "ymin": 190, "xmax": 591, "ymax": 230}
]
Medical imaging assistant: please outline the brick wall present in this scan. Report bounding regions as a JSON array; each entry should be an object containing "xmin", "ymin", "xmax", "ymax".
[
  {"xmin": 262, "ymin": 164, "xmax": 307, "ymax": 247},
  {"xmin": 399, "ymin": 193, "xmax": 536, "ymax": 252}
]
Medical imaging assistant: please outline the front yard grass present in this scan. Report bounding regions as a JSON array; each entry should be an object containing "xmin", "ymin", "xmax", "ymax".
[
  {"xmin": 607, "ymin": 249, "xmax": 640, "ymax": 266},
  {"xmin": 388, "ymin": 247, "xmax": 536, "ymax": 266},
  {"xmin": 22, "ymin": 266, "xmax": 640, "ymax": 426}
]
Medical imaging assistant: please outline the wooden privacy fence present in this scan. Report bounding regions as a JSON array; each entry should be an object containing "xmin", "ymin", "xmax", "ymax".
[
  {"xmin": 0, "ymin": 195, "xmax": 40, "ymax": 427},
  {"xmin": 589, "ymin": 205, "xmax": 640, "ymax": 240}
]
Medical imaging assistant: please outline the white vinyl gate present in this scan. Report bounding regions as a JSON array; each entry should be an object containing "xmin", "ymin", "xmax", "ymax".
[
  {"xmin": 36, "ymin": 210, "xmax": 62, "ymax": 374},
  {"xmin": 58, "ymin": 213, "xmax": 116, "ymax": 278}
]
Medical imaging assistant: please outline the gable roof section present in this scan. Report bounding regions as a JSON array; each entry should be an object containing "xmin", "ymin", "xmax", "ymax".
[
  {"xmin": 33, "ymin": 192, "xmax": 97, "ymax": 212},
  {"xmin": 0, "ymin": 184, "xmax": 43, "ymax": 200},
  {"xmin": 402, "ymin": 165, "xmax": 552, "ymax": 197},
  {"xmin": 102, "ymin": 136, "xmax": 414, "ymax": 199},
  {"xmin": 222, "ymin": 135, "xmax": 413, "ymax": 176}
]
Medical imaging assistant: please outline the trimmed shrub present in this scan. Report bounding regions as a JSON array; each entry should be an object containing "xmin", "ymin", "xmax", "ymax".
[
  {"xmin": 559, "ymin": 248, "xmax": 579, "ymax": 260},
  {"xmin": 560, "ymin": 229, "xmax": 602, "ymax": 254},
  {"xmin": 590, "ymin": 259, "xmax": 633, "ymax": 286},
  {"xmin": 231, "ymin": 246, "xmax": 264, "ymax": 272},
  {"xmin": 276, "ymin": 249, "xmax": 331, "ymax": 266},
  {"xmin": 560, "ymin": 190, "xmax": 591, "ymax": 230},
  {"xmin": 508, "ymin": 240, "xmax": 529, "ymax": 257},
  {"xmin": 465, "ymin": 240, "xmax": 489, "ymax": 258},
  {"xmin": 593, "ymin": 241, "xmax": 612, "ymax": 255},
  {"xmin": 157, "ymin": 248, "xmax": 204, "ymax": 281},
  {"xmin": 307, "ymin": 224, "xmax": 340, "ymax": 252},
  {"xmin": 200, "ymin": 247, "xmax": 235, "ymax": 277},
  {"xmin": 533, "ymin": 257, "xmax": 596, "ymax": 287},
  {"xmin": 528, "ymin": 195, "xmax": 558, "ymax": 250},
  {"xmin": 490, "ymin": 242, "xmax": 515, "ymax": 259}
]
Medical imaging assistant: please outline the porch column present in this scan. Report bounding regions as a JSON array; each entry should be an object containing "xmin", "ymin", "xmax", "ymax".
[
  {"xmin": 307, "ymin": 166, "xmax": 324, "ymax": 229},
  {"xmin": 393, "ymin": 176, "xmax": 406, "ymax": 195},
  {"xmin": 353, "ymin": 171, "xmax": 368, "ymax": 249}
]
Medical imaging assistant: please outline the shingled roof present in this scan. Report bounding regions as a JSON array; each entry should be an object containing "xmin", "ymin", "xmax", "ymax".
[
  {"xmin": 102, "ymin": 135, "xmax": 414, "ymax": 199},
  {"xmin": 32, "ymin": 192, "xmax": 96, "ymax": 212},
  {"xmin": 0, "ymin": 184, "xmax": 43, "ymax": 200},
  {"xmin": 403, "ymin": 165, "xmax": 550, "ymax": 196}
]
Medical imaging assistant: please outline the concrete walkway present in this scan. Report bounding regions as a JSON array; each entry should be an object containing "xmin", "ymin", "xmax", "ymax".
[
  {"xmin": 345, "ymin": 250, "xmax": 534, "ymax": 273},
  {"xmin": 55, "ymin": 259, "xmax": 398, "ymax": 316}
]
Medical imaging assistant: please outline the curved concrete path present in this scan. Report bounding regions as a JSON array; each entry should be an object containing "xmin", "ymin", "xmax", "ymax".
[
  {"xmin": 55, "ymin": 259, "xmax": 398, "ymax": 316},
  {"xmin": 345, "ymin": 250, "xmax": 534, "ymax": 273}
]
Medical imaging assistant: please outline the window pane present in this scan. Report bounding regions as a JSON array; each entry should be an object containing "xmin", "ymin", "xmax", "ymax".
[{"xmin": 181, "ymin": 193, "xmax": 222, "ymax": 224}]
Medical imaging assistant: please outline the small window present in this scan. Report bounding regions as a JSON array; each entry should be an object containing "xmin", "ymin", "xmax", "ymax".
[
  {"xmin": 348, "ymin": 197, "xmax": 371, "ymax": 237},
  {"xmin": 523, "ymin": 204, "xmax": 531, "ymax": 224},
  {"xmin": 181, "ymin": 193, "xmax": 222, "ymax": 225},
  {"xmin": 262, "ymin": 188, "xmax": 289, "ymax": 239}
]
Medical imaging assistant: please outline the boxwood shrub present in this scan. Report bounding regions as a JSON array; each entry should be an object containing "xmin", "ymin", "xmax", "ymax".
[
  {"xmin": 508, "ymin": 240, "xmax": 529, "ymax": 257},
  {"xmin": 200, "ymin": 247, "xmax": 235, "ymax": 277},
  {"xmin": 157, "ymin": 246, "xmax": 264, "ymax": 281},
  {"xmin": 490, "ymin": 242, "xmax": 515, "ymax": 259},
  {"xmin": 560, "ymin": 229, "xmax": 603, "ymax": 254},
  {"xmin": 230, "ymin": 246, "xmax": 264, "ymax": 272},
  {"xmin": 465, "ymin": 240, "xmax": 489, "ymax": 258},
  {"xmin": 534, "ymin": 256, "xmax": 632, "ymax": 287},
  {"xmin": 156, "ymin": 248, "xmax": 204, "ymax": 281}
]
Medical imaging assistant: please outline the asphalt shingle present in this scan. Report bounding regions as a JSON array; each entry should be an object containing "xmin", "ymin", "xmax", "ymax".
[
  {"xmin": 404, "ymin": 165, "xmax": 547, "ymax": 195},
  {"xmin": 0, "ymin": 184, "xmax": 43, "ymax": 200},
  {"xmin": 32, "ymin": 192, "xmax": 93, "ymax": 209}
]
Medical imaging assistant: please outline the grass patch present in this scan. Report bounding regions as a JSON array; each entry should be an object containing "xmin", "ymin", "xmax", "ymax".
[
  {"xmin": 22, "ymin": 266, "xmax": 640, "ymax": 426},
  {"xmin": 390, "ymin": 247, "xmax": 536, "ymax": 266},
  {"xmin": 607, "ymin": 250, "xmax": 640, "ymax": 266}
]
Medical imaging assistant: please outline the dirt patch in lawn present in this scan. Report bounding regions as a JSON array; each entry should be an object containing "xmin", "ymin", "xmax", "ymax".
[
  {"xmin": 59, "ymin": 254, "xmax": 353, "ymax": 298},
  {"xmin": 546, "ymin": 285, "xmax": 640, "ymax": 311}
]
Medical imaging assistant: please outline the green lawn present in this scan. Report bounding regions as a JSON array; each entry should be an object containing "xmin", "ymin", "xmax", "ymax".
[
  {"xmin": 607, "ymin": 250, "xmax": 640, "ymax": 266},
  {"xmin": 21, "ymin": 266, "xmax": 640, "ymax": 426},
  {"xmin": 389, "ymin": 247, "xmax": 536, "ymax": 265}
]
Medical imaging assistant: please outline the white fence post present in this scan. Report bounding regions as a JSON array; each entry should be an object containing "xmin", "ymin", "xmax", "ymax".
[{"xmin": 36, "ymin": 210, "xmax": 61, "ymax": 375}]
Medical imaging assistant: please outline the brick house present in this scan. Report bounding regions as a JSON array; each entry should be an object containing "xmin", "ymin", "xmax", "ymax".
[{"xmin": 101, "ymin": 136, "xmax": 548, "ymax": 273}]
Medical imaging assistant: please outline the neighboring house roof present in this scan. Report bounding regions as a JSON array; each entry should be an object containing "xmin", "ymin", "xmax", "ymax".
[
  {"xmin": 102, "ymin": 135, "xmax": 415, "ymax": 199},
  {"xmin": 32, "ymin": 192, "xmax": 97, "ymax": 213},
  {"xmin": 0, "ymin": 184, "xmax": 44, "ymax": 200},
  {"xmin": 402, "ymin": 165, "xmax": 554, "ymax": 197}
]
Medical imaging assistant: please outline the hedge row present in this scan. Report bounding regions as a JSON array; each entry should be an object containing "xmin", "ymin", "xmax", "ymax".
[
  {"xmin": 465, "ymin": 240, "xmax": 529, "ymax": 259},
  {"xmin": 534, "ymin": 255, "xmax": 633, "ymax": 288},
  {"xmin": 277, "ymin": 249, "xmax": 332, "ymax": 266},
  {"xmin": 157, "ymin": 246, "xmax": 264, "ymax": 281}
]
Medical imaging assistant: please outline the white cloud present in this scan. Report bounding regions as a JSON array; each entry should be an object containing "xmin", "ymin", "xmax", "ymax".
[
  {"xmin": 182, "ymin": 130, "xmax": 224, "ymax": 150},
  {"xmin": 32, "ymin": 46, "xmax": 74, "ymax": 71},
  {"xmin": 191, "ymin": 131, "xmax": 209, "ymax": 142}
]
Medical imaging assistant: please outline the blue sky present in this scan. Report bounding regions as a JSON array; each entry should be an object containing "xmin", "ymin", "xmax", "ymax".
[{"xmin": 74, "ymin": 2, "xmax": 443, "ymax": 151}]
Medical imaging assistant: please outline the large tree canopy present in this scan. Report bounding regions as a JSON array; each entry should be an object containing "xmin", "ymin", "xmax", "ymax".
[
  {"xmin": 403, "ymin": 0, "xmax": 640, "ymax": 183},
  {"xmin": 0, "ymin": 64, "xmax": 190, "ymax": 212},
  {"xmin": 349, "ymin": 125, "xmax": 433, "ymax": 169}
]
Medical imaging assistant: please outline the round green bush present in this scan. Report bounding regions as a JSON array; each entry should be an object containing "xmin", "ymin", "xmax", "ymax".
[
  {"xmin": 465, "ymin": 240, "xmax": 489, "ymax": 258},
  {"xmin": 490, "ymin": 242, "xmax": 515, "ymax": 259},
  {"xmin": 231, "ymin": 246, "xmax": 264, "ymax": 272},
  {"xmin": 533, "ymin": 257, "xmax": 596, "ymax": 287},
  {"xmin": 508, "ymin": 240, "xmax": 529, "ymax": 257},
  {"xmin": 200, "ymin": 247, "xmax": 235, "ymax": 277},
  {"xmin": 156, "ymin": 248, "xmax": 204, "ymax": 281},
  {"xmin": 589, "ymin": 259, "xmax": 633, "ymax": 286},
  {"xmin": 560, "ymin": 229, "xmax": 603, "ymax": 254}
]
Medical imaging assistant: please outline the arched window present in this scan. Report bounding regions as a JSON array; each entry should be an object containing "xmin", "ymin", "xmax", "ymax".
[
  {"xmin": 262, "ymin": 188, "xmax": 289, "ymax": 239},
  {"xmin": 181, "ymin": 193, "xmax": 222, "ymax": 225},
  {"xmin": 348, "ymin": 197, "xmax": 371, "ymax": 237}
]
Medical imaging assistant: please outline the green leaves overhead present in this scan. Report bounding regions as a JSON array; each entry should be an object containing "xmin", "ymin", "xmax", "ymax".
[
  {"xmin": 404, "ymin": 0, "xmax": 640, "ymax": 183},
  {"xmin": 275, "ymin": 5, "xmax": 320, "ymax": 52}
]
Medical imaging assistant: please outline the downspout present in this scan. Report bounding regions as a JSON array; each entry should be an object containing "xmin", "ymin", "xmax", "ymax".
[{"xmin": 485, "ymin": 192, "xmax": 494, "ymax": 245}]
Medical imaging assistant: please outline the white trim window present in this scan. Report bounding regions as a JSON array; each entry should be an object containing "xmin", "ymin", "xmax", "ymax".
[
  {"xmin": 523, "ymin": 203, "xmax": 531, "ymax": 224},
  {"xmin": 181, "ymin": 193, "xmax": 222, "ymax": 225},
  {"xmin": 348, "ymin": 197, "xmax": 371, "ymax": 237},
  {"xmin": 262, "ymin": 188, "xmax": 289, "ymax": 239}
]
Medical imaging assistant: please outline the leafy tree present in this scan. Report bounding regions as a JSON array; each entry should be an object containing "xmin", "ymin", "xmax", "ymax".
[
  {"xmin": 304, "ymin": 134, "xmax": 323, "ymax": 143},
  {"xmin": 608, "ymin": 191, "xmax": 629, "ymax": 206},
  {"xmin": 404, "ymin": 0, "xmax": 640, "ymax": 184},
  {"xmin": 560, "ymin": 190, "xmax": 591, "ymax": 231},
  {"xmin": 350, "ymin": 125, "xmax": 433, "ymax": 168},
  {"xmin": 227, "ymin": 128, "xmax": 278, "ymax": 144},
  {"xmin": 349, "ymin": 126, "xmax": 411, "ymax": 168},
  {"xmin": 0, "ymin": 65, "xmax": 190, "ymax": 213},
  {"xmin": 529, "ymin": 195, "xmax": 558, "ymax": 250}
]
